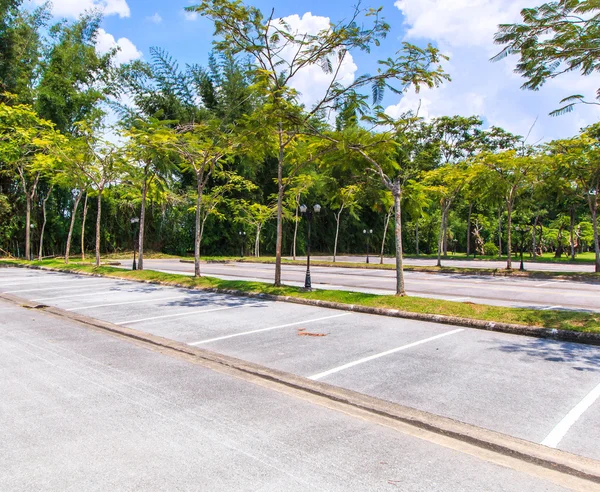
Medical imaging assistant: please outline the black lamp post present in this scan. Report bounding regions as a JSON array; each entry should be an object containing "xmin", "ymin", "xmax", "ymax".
[
  {"xmin": 300, "ymin": 203, "xmax": 321, "ymax": 290},
  {"xmin": 238, "ymin": 231, "xmax": 246, "ymax": 258},
  {"xmin": 130, "ymin": 217, "xmax": 139, "ymax": 270},
  {"xmin": 363, "ymin": 229, "xmax": 373, "ymax": 264},
  {"xmin": 514, "ymin": 224, "xmax": 530, "ymax": 272},
  {"xmin": 452, "ymin": 238, "xmax": 458, "ymax": 255}
]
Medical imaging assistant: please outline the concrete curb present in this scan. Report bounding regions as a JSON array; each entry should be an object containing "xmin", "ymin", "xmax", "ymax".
[
  {"xmin": 178, "ymin": 258, "xmax": 600, "ymax": 282},
  {"xmin": 2, "ymin": 289, "xmax": 600, "ymax": 485},
  {"xmin": 2, "ymin": 262, "xmax": 600, "ymax": 346}
]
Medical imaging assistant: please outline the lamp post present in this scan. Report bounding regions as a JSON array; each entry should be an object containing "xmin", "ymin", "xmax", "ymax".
[
  {"xmin": 363, "ymin": 229, "xmax": 373, "ymax": 264},
  {"xmin": 130, "ymin": 217, "xmax": 139, "ymax": 270},
  {"xmin": 514, "ymin": 224, "xmax": 530, "ymax": 272},
  {"xmin": 238, "ymin": 231, "xmax": 246, "ymax": 258},
  {"xmin": 452, "ymin": 238, "xmax": 458, "ymax": 255},
  {"xmin": 300, "ymin": 203, "xmax": 321, "ymax": 290}
]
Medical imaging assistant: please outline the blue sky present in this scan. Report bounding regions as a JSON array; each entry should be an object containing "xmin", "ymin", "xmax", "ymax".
[{"xmin": 28, "ymin": 0, "xmax": 600, "ymax": 142}]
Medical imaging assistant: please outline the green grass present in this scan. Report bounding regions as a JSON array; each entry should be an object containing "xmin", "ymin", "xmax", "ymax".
[{"xmin": 2, "ymin": 258, "xmax": 599, "ymax": 334}]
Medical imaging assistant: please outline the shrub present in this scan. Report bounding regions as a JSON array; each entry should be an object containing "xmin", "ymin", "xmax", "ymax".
[{"xmin": 483, "ymin": 242, "xmax": 499, "ymax": 257}]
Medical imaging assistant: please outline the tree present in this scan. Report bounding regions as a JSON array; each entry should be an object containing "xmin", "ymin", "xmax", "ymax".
[
  {"xmin": 493, "ymin": 0, "xmax": 600, "ymax": 115},
  {"xmin": 548, "ymin": 127, "xmax": 600, "ymax": 272},
  {"xmin": 234, "ymin": 201, "xmax": 275, "ymax": 257},
  {"xmin": 123, "ymin": 119, "xmax": 176, "ymax": 270},
  {"xmin": 284, "ymin": 174, "xmax": 315, "ymax": 260},
  {"xmin": 0, "ymin": 100, "xmax": 63, "ymax": 260},
  {"xmin": 189, "ymin": 0, "xmax": 449, "ymax": 287},
  {"xmin": 479, "ymin": 151, "xmax": 540, "ymax": 269},
  {"xmin": 329, "ymin": 184, "xmax": 361, "ymax": 262},
  {"xmin": 424, "ymin": 163, "xmax": 474, "ymax": 267},
  {"xmin": 169, "ymin": 120, "xmax": 239, "ymax": 276},
  {"xmin": 36, "ymin": 12, "xmax": 116, "ymax": 134}
]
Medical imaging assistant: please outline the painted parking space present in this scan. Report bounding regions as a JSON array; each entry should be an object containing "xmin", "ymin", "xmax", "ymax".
[{"xmin": 1, "ymin": 266, "xmax": 599, "ymax": 463}]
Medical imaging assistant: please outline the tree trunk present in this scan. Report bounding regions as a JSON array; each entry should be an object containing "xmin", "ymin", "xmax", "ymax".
[
  {"xmin": 570, "ymin": 205, "xmax": 576, "ymax": 261},
  {"xmin": 506, "ymin": 201, "xmax": 513, "ymax": 269},
  {"xmin": 95, "ymin": 190, "xmax": 103, "ymax": 267},
  {"xmin": 81, "ymin": 193, "xmax": 88, "ymax": 261},
  {"xmin": 138, "ymin": 177, "xmax": 149, "ymax": 271},
  {"xmin": 415, "ymin": 220, "xmax": 419, "ymax": 256},
  {"xmin": 25, "ymin": 193, "xmax": 32, "ymax": 260},
  {"xmin": 497, "ymin": 208, "xmax": 503, "ymax": 258},
  {"xmin": 65, "ymin": 191, "xmax": 83, "ymax": 265},
  {"xmin": 38, "ymin": 187, "xmax": 52, "ymax": 261},
  {"xmin": 274, "ymin": 123, "xmax": 284, "ymax": 286},
  {"xmin": 194, "ymin": 173, "xmax": 204, "ymax": 277},
  {"xmin": 393, "ymin": 185, "xmax": 405, "ymax": 296},
  {"xmin": 466, "ymin": 203, "xmax": 472, "ymax": 257},
  {"xmin": 380, "ymin": 207, "xmax": 392, "ymax": 264},
  {"xmin": 293, "ymin": 202, "xmax": 299, "ymax": 261},
  {"xmin": 436, "ymin": 206, "xmax": 447, "ymax": 267},
  {"xmin": 442, "ymin": 219, "xmax": 448, "ymax": 256},
  {"xmin": 333, "ymin": 204, "xmax": 344, "ymax": 263},
  {"xmin": 532, "ymin": 215, "xmax": 538, "ymax": 260},
  {"xmin": 589, "ymin": 194, "xmax": 600, "ymax": 273},
  {"xmin": 255, "ymin": 225, "xmax": 261, "ymax": 258}
]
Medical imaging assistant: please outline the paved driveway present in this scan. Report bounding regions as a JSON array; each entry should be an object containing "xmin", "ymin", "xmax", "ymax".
[{"xmin": 2, "ymin": 266, "xmax": 599, "ymax": 466}]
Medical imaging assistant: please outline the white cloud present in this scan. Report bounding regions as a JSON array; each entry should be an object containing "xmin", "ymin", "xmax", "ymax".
[
  {"xmin": 184, "ymin": 11, "xmax": 198, "ymax": 21},
  {"xmin": 96, "ymin": 28, "xmax": 142, "ymax": 65},
  {"xmin": 389, "ymin": 0, "xmax": 600, "ymax": 141},
  {"xmin": 395, "ymin": 0, "xmax": 521, "ymax": 50},
  {"xmin": 275, "ymin": 13, "xmax": 358, "ymax": 113},
  {"xmin": 146, "ymin": 13, "xmax": 162, "ymax": 24},
  {"xmin": 31, "ymin": 0, "xmax": 130, "ymax": 18}
]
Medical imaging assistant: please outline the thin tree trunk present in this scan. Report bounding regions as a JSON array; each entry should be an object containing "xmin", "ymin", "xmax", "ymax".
[
  {"xmin": 506, "ymin": 201, "xmax": 513, "ymax": 269},
  {"xmin": 25, "ymin": 193, "xmax": 32, "ymax": 260},
  {"xmin": 274, "ymin": 123, "xmax": 284, "ymax": 286},
  {"xmin": 65, "ymin": 191, "xmax": 83, "ymax": 265},
  {"xmin": 570, "ymin": 205, "xmax": 576, "ymax": 261},
  {"xmin": 81, "ymin": 193, "xmax": 88, "ymax": 261},
  {"xmin": 442, "ymin": 219, "xmax": 448, "ymax": 256},
  {"xmin": 436, "ymin": 206, "xmax": 447, "ymax": 267},
  {"xmin": 393, "ymin": 184, "xmax": 405, "ymax": 296},
  {"xmin": 138, "ymin": 177, "xmax": 149, "ymax": 271},
  {"xmin": 380, "ymin": 207, "xmax": 392, "ymax": 264},
  {"xmin": 255, "ymin": 225, "xmax": 261, "ymax": 258},
  {"xmin": 95, "ymin": 190, "xmax": 103, "ymax": 267},
  {"xmin": 293, "ymin": 201, "xmax": 299, "ymax": 261},
  {"xmin": 333, "ymin": 204, "xmax": 344, "ymax": 263},
  {"xmin": 38, "ymin": 186, "xmax": 53, "ymax": 261},
  {"xmin": 415, "ymin": 220, "xmax": 419, "ymax": 256},
  {"xmin": 498, "ymin": 208, "xmax": 503, "ymax": 257},
  {"xmin": 532, "ymin": 217, "xmax": 538, "ymax": 260},
  {"xmin": 589, "ymin": 194, "xmax": 600, "ymax": 273},
  {"xmin": 466, "ymin": 203, "xmax": 472, "ymax": 257},
  {"xmin": 194, "ymin": 173, "xmax": 204, "ymax": 277}
]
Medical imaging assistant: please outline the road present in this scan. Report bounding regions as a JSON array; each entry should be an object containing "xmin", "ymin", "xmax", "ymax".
[
  {"xmin": 125, "ymin": 258, "xmax": 600, "ymax": 312},
  {"xmin": 316, "ymin": 255, "xmax": 596, "ymax": 273},
  {"xmin": 2, "ymin": 267, "xmax": 592, "ymax": 490}
]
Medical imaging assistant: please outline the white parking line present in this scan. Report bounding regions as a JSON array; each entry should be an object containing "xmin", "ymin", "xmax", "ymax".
[
  {"xmin": 67, "ymin": 295, "xmax": 189, "ymax": 311},
  {"xmin": 189, "ymin": 313, "xmax": 352, "ymax": 345},
  {"xmin": 541, "ymin": 381, "xmax": 600, "ymax": 448},
  {"xmin": 309, "ymin": 329, "xmax": 464, "ymax": 381},
  {"xmin": 4, "ymin": 281, "xmax": 105, "ymax": 294},
  {"xmin": 115, "ymin": 305, "xmax": 253, "ymax": 325},
  {"xmin": 33, "ymin": 290, "xmax": 124, "ymax": 302},
  {"xmin": 541, "ymin": 305, "xmax": 562, "ymax": 311}
]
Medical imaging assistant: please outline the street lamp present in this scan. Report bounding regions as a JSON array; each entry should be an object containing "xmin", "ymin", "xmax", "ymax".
[
  {"xmin": 300, "ymin": 203, "xmax": 321, "ymax": 290},
  {"xmin": 130, "ymin": 217, "xmax": 140, "ymax": 270},
  {"xmin": 514, "ymin": 224, "xmax": 530, "ymax": 272},
  {"xmin": 363, "ymin": 229, "xmax": 373, "ymax": 264},
  {"xmin": 238, "ymin": 231, "xmax": 246, "ymax": 258},
  {"xmin": 452, "ymin": 238, "xmax": 458, "ymax": 255}
]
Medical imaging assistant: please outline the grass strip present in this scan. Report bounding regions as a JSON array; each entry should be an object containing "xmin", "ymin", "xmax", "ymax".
[{"xmin": 2, "ymin": 258, "xmax": 598, "ymax": 334}]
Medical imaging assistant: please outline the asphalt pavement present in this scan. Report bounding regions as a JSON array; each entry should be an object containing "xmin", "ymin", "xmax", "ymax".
[
  {"xmin": 2, "ymin": 267, "xmax": 599, "ymax": 472},
  {"xmin": 123, "ymin": 258, "xmax": 600, "ymax": 312},
  {"xmin": 310, "ymin": 255, "xmax": 596, "ymax": 273}
]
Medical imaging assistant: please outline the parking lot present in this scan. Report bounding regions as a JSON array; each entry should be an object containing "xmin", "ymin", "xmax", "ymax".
[{"xmin": 2, "ymin": 267, "xmax": 600, "ymax": 464}]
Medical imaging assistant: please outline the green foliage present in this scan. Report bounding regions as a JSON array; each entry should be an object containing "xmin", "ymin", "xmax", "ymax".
[{"xmin": 483, "ymin": 241, "xmax": 499, "ymax": 257}]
